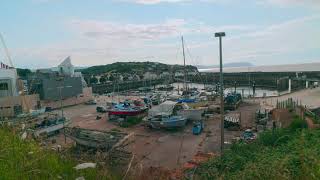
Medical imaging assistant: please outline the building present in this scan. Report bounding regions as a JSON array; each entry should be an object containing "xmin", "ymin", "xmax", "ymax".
[
  {"xmin": 143, "ymin": 72, "xmax": 158, "ymax": 80},
  {"xmin": 0, "ymin": 68, "xmax": 19, "ymax": 97},
  {"xmin": 160, "ymin": 72, "xmax": 170, "ymax": 78},
  {"xmin": 28, "ymin": 57, "xmax": 93, "ymax": 109},
  {"xmin": 174, "ymin": 71, "xmax": 184, "ymax": 77},
  {"xmin": 58, "ymin": 56, "xmax": 75, "ymax": 76},
  {"xmin": 0, "ymin": 66, "xmax": 40, "ymax": 117}
]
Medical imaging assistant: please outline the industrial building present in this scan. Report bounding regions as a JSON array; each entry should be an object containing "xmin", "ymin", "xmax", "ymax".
[{"xmin": 28, "ymin": 57, "xmax": 93, "ymax": 109}]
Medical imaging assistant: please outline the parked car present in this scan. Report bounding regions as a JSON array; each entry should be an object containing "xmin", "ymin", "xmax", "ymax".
[{"xmin": 85, "ymin": 99, "xmax": 97, "ymax": 105}]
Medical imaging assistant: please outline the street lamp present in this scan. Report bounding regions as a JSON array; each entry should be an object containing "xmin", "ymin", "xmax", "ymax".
[
  {"xmin": 48, "ymin": 81, "xmax": 72, "ymax": 143},
  {"xmin": 215, "ymin": 32, "xmax": 226, "ymax": 154}
]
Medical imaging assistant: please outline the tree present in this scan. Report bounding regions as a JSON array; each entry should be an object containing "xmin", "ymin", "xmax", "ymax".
[
  {"xmin": 90, "ymin": 77, "xmax": 98, "ymax": 84},
  {"xmin": 17, "ymin": 68, "xmax": 32, "ymax": 78},
  {"xmin": 100, "ymin": 76, "xmax": 107, "ymax": 84}
]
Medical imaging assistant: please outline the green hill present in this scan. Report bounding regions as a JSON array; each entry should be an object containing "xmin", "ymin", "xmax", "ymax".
[{"xmin": 79, "ymin": 61, "xmax": 198, "ymax": 75}]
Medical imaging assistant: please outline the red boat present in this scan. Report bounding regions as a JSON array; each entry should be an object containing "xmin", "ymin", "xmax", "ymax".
[{"xmin": 107, "ymin": 100, "xmax": 148, "ymax": 116}]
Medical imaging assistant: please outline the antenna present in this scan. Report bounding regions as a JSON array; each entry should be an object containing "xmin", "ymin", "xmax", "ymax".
[{"xmin": 0, "ymin": 32, "xmax": 14, "ymax": 67}]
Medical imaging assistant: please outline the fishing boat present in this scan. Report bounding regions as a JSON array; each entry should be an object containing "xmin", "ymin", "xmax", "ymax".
[
  {"xmin": 146, "ymin": 101, "xmax": 204, "ymax": 128},
  {"xmin": 157, "ymin": 84, "xmax": 174, "ymax": 91},
  {"xmin": 66, "ymin": 127, "xmax": 130, "ymax": 150},
  {"xmin": 32, "ymin": 114, "xmax": 70, "ymax": 137},
  {"xmin": 151, "ymin": 93, "xmax": 166, "ymax": 105},
  {"xmin": 148, "ymin": 114, "xmax": 187, "ymax": 129},
  {"xmin": 147, "ymin": 101, "xmax": 187, "ymax": 129},
  {"xmin": 107, "ymin": 100, "xmax": 148, "ymax": 116}
]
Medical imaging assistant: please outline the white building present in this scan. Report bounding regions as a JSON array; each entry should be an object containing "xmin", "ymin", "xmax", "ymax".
[
  {"xmin": 174, "ymin": 71, "xmax": 184, "ymax": 77},
  {"xmin": 58, "ymin": 56, "xmax": 74, "ymax": 76},
  {"xmin": 160, "ymin": 72, "xmax": 170, "ymax": 78},
  {"xmin": 143, "ymin": 72, "xmax": 158, "ymax": 80},
  {"xmin": 188, "ymin": 71, "xmax": 197, "ymax": 76},
  {"xmin": 0, "ymin": 68, "xmax": 19, "ymax": 97}
]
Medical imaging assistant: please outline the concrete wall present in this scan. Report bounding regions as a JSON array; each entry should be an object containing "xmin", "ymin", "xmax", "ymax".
[
  {"xmin": 41, "ymin": 87, "xmax": 93, "ymax": 109},
  {"xmin": 42, "ymin": 77, "xmax": 83, "ymax": 100},
  {"xmin": 0, "ymin": 94, "xmax": 40, "ymax": 117}
]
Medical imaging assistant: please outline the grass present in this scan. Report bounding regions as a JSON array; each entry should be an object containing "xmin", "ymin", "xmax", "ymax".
[
  {"xmin": 119, "ymin": 116, "xmax": 143, "ymax": 128},
  {"xmin": 305, "ymin": 111, "xmax": 320, "ymax": 124},
  {"xmin": 0, "ymin": 127, "xmax": 116, "ymax": 180},
  {"xmin": 196, "ymin": 117, "xmax": 320, "ymax": 180}
]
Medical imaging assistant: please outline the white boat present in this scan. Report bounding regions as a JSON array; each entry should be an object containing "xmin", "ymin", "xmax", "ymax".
[{"xmin": 147, "ymin": 101, "xmax": 204, "ymax": 128}]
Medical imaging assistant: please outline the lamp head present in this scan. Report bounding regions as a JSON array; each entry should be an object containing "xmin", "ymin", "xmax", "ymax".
[{"xmin": 215, "ymin": 32, "xmax": 226, "ymax": 37}]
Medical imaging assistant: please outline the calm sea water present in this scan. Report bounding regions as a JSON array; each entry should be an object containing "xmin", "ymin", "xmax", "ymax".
[{"xmin": 171, "ymin": 83, "xmax": 279, "ymax": 98}]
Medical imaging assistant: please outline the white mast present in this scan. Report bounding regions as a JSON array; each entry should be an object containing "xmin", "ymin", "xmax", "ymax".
[
  {"xmin": 0, "ymin": 32, "xmax": 14, "ymax": 67},
  {"xmin": 181, "ymin": 36, "xmax": 187, "ymax": 92}
]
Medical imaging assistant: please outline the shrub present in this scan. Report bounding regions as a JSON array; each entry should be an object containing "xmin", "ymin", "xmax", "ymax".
[{"xmin": 290, "ymin": 116, "xmax": 308, "ymax": 130}]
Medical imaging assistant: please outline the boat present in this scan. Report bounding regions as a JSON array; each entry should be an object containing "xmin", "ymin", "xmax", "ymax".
[
  {"xmin": 157, "ymin": 84, "xmax": 174, "ymax": 91},
  {"xmin": 147, "ymin": 101, "xmax": 187, "ymax": 129},
  {"xmin": 66, "ymin": 127, "xmax": 131, "ymax": 150},
  {"xmin": 107, "ymin": 100, "xmax": 148, "ymax": 116},
  {"xmin": 148, "ymin": 114, "xmax": 187, "ymax": 129},
  {"xmin": 224, "ymin": 93, "xmax": 242, "ymax": 110},
  {"xmin": 151, "ymin": 93, "xmax": 166, "ymax": 105},
  {"xmin": 32, "ymin": 114, "xmax": 70, "ymax": 137},
  {"xmin": 192, "ymin": 121, "xmax": 204, "ymax": 135},
  {"xmin": 146, "ymin": 101, "xmax": 204, "ymax": 128},
  {"xmin": 17, "ymin": 107, "xmax": 46, "ymax": 118}
]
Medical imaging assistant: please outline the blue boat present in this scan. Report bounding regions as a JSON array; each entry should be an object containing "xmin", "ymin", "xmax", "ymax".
[
  {"xmin": 192, "ymin": 121, "xmax": 204, "ymax": 135},
  {"xmin": 177, "ymin": 98, "xmax": 196, "ymax": 103},
  {"xmin": 146, "ymin": 101, "xmax": 187, "ymax": 129}
]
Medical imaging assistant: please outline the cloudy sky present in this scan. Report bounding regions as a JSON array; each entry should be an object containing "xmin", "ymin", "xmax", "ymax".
[{"xmin": 0, "ymin": 0, "xmax": 319, "ymax": 68}]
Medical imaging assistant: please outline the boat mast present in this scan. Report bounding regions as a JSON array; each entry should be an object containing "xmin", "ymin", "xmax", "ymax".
[{"xmin": 181, "ymin": 36, "xmax": 187, "ymax": 92}]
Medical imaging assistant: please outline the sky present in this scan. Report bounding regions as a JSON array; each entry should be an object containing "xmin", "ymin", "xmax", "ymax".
[{"xmin": 0, "ymin": 0, "xmax": 319, "ymax": 69}]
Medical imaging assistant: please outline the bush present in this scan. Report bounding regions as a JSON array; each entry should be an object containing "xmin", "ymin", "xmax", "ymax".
[
  {"xmin": 196, "ymin": 125, "xmax": 320, "ymax": 179},
  {"xmin": 119, "ymin": 116, "xmax": 142, "ymax": 128},
  {"xmin": 290, "ymin": 116, "xmax": 308, "ymax": 130},
  {"xmin": 0, "ymin": 128, "xmax": 114, "ymax": 179}
]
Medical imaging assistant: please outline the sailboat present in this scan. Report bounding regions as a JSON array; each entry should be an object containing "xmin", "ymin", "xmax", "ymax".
[{"xmin": 177, "ymin": 36, "xmax": 198, "ymax": 103}]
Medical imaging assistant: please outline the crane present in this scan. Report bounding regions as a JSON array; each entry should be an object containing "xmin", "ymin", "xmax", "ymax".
[{"xmin": 0, "ymin": 32, "xmax": 14, "ymax": 67}]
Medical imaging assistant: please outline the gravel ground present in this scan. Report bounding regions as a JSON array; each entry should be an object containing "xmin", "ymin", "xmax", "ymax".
[{"xmin": 51, "ymin": 96, "xmax": 259, "ymax": 169}]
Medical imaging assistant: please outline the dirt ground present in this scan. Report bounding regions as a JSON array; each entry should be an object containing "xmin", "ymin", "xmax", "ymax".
[{"xmin": 51, "ymin": 97, "xmax": 259, "ymax": 170}]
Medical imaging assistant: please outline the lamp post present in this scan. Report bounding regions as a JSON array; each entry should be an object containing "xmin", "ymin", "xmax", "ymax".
[
  {"xmin": 215, "ymin": 32, "xmax": 226, "ymax": 154},
  {"xmin": 48, "ymin": 80, "xmax": 72, "ymax": 143}
]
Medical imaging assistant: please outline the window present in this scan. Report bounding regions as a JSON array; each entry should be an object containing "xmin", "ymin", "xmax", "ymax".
[{"xmin": 0, "ymin": 83, "xmax": 8, "ymax": 90}]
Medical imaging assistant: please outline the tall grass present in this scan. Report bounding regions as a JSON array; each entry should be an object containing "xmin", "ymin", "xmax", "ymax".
[
  {"xmin": 0, "ymin": 127, "xmax": 115, "ymax": 180},
  {"xmin": 196, "ymin": 118, "xmax": 320, "ymax": 180}
]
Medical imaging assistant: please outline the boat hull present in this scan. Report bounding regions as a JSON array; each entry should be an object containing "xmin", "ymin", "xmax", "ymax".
[
  {"xmin": 149, "ymin": 116, "xmax": 187, "ymax": 129},
  {"xmin": 108, "ymin": 108, "xmax": 147, "ymax": 116}
]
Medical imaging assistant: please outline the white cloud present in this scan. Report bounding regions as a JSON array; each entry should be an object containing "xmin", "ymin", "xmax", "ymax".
[
  {"xmin": 122, "ymin": 0, "xmax": 224, "ymax": 5},
  {"xmin": 70, "ymin": 19, "xmax": 187, "ymax": 40},
  {"xmin": 10, "ymin": 13, "xmax": 320, "ymax": 68},
  {"xmin": 257, "ymin": 0, "xmax": 320, "ymax": 8}
]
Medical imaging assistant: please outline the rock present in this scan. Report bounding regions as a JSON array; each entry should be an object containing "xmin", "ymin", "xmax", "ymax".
[
  {"xmin": 21, "ymin": 132, "xmax": 27, "ymax": 140},
  {"xmin": 75, "ymin": 176, "xmax": 85, "ymax": 180},
  {"xmin": 74, "ymin": 163, "xmax": 96, "ymax": 170},
  {"xmin": 21, "ymin": 123, "xmax": 26, "ymax": 130}
]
